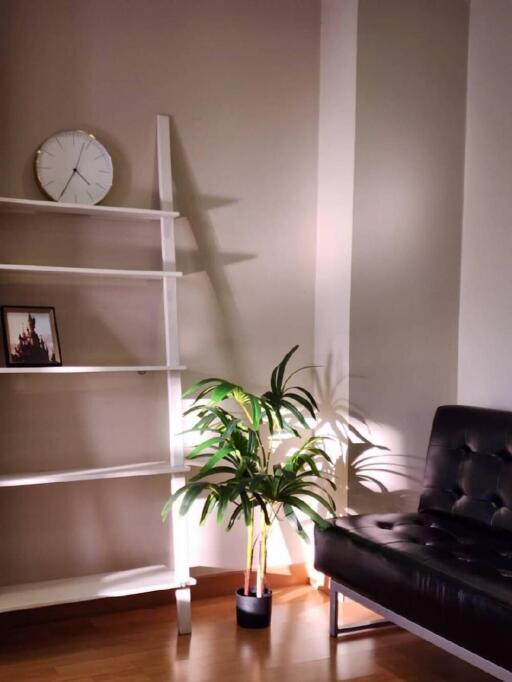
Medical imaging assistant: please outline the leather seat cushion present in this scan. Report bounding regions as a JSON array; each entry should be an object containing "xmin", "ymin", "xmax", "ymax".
[{"xmin": 315, "ymin": 511, "xmax": 512, "ymax": 670}]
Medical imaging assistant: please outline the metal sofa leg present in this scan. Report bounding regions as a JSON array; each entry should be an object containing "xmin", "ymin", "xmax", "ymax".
[
  {"xmin": 330, "ymin": 579, "xmax": 339, "ymax": 636},
  {"xmin": 330, "ymin": 580, "xmax": 391, "ymax": 637}
]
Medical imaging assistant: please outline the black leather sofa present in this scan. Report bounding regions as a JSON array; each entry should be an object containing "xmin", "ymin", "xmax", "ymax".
[{"xmin": 315, "ymin": 405, "xmax": 512, "ymax": 681}]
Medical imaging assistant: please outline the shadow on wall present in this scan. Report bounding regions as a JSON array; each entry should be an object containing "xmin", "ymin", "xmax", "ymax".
[
  {"xmin": 314, "ymin": 354, "xmax": 425, "ymax": 516},
  {"xmin": 161, "ymin": 116, "xmax": 256, "ymax": 384},
  {"xmin": 347, "ymin": 416, "xmax": 424, "ymax": 514}
]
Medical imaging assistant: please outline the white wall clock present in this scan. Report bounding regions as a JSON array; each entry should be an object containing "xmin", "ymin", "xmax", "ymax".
[{"xmin": 35, "ymin": 130, "xmax": 113, "ymax": 205}]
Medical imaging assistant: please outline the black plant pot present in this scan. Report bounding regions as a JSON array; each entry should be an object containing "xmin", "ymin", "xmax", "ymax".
[{"xmin": 236, "ymin": 587, "xmax": 273, "ymax": 629}]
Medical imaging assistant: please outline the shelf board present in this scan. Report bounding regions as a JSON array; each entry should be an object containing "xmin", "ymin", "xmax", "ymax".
[
  {"xmin": 0, "ymin": 196, "xmax": 179, "ymax": 222},
  {"xmin": 0, "ymin": 565, "xmax": 196, "ymax": 613},
  {"xmin": 0, "ymin": 462, "xmax": 189, "ymax": 487},
  {"xmin": 0, "ymin": 263, "xmax": 181, "ymax": 279},
  {"xmin": 0, "ymin": 365, "xmax": 185, "ymax": 374}
]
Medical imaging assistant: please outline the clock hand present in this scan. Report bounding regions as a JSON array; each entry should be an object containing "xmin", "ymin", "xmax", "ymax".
[
  {"xmin": 58, "ymin": 171, "xmax": 76, "ymax": 200},
  {"xmin": 62, "ymin": 142, "xmax": 90, "ymax": 198},
  {"xmin": 75, "ymin": 169, "xmax": 90, "ymax": 185},
  {"xmin": 75, "ymin": 142, "xmax": 86, "ymax": 170}
]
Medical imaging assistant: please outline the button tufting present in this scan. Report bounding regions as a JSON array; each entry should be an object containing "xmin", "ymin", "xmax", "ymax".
[{"xmin": 376, "ymin": 521, "xmax": 394, "ymax": 530}]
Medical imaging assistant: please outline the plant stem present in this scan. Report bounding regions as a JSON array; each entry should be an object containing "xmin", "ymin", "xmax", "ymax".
[
  {"xmin": 243, "ymin": 508, "xmax": 254, "ymax": 596},
  {"xmin": 256, "ymin": 508, "xmax": 268, "ymax": 598}
]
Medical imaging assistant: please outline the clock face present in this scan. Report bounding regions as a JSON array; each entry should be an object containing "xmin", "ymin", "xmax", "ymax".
[{"xmin": 35, "ymin": 130, "xmax": 113, "ymax": 205}]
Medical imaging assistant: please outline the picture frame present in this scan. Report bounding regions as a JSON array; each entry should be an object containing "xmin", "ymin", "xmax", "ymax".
[{"xmin": 1, "ymin": 306, "xmax": 62, "ymax": 367}]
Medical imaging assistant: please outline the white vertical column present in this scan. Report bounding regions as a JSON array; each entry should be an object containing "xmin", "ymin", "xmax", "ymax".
[
  {"xmin": 157, "ymin": 114, "xmax": 191, "ymax": 634},
  {"xmin": 312, "ymin": 0, "xmax": 358, "ymax": 593},
  {"xmin": 314, "ymin": 0, "xmax": 358, "ymax": 517}
]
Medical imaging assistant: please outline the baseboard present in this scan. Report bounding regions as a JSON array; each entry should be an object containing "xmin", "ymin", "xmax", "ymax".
[
  {"xmin": 0, "ymin": 563, "xmax": 308, "ymax": 629},
  {"xmin": 317, "ymin": 574, "xmax": 330, "ymax": 595},
  {"xmin": 191, "ymin": 562, "xmax": 308, "ymax": 600}
]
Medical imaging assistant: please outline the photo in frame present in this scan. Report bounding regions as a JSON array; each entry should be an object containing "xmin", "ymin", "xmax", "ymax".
[{"xmin": 1, "ymin": 306, "xmax": 62, "ymax": 367}]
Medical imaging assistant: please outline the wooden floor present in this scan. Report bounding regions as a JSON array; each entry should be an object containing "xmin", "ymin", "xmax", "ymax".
[{"xmin": 0, "ymin": 586, "xmax": 495, "ymax": 681}]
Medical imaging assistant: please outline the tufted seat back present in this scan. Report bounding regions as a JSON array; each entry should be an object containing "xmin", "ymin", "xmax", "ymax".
[{"xmin": 419, "ymin": 405, "xmax": 512, "ymax": 533}]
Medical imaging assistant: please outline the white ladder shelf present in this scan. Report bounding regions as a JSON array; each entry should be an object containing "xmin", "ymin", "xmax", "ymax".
[{"xmin": 0, "ymin": 115, "xmax": 193, "ymax": 633}]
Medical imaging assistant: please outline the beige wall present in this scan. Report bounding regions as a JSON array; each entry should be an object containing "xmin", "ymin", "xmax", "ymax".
[
  {"xmin": 0, "ymin": 0, "xmax": 480, "ymax": 586},
  {"xmin": 458, "ymin": 0, "xmax": 512, "ymax": 410},
  {"xmin": 0, "ymin": 0, "xmax": 321, "ymax": 582},
  {"xmin": 348, "ymin": 0, "xmax": 469, "ymax": 513}
]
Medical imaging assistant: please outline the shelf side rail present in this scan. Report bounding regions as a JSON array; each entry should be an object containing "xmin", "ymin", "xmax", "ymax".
[{"xmin": 157, "ymin": 113, "xmax": 192, "ymax": 634}]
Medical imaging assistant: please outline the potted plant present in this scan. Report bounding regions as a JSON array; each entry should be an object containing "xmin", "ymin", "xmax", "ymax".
[{"xmin": 162, "ymin": 346, "xmax": 336, "ymax": 628}]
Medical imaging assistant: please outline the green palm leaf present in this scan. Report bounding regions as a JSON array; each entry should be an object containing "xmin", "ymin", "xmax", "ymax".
[
  {"xmin": 196, "ymin": 446, "xmax": 235, "ymax": 476},
  {"xmin": 199, "ymin": 492, "xmax": 218, "ymax": 525},
  {"xmin": 276, "ymin": 345, "xmax": 299, "ymax": 393},
  {"xmin": 249, "ymin": 395, "xmax": 261, "ymax": 429},
  {"xmin": 182, "ymin": 377, "xmax": 223, "ymax": 399},
  {"xmin": 179, "ymin": 483, "xmax": 209, "ymax": 515},
  {"xmin": 283, "ymin": 495, "xmax": 330, "ymax": 529},
  {"xmin": 284, "ymin": 504, "xmax": 308, "ymax": 542},
  {"xmin": 281, "ymin": 398, "xmax": 309, "ymax": 429},
  {"xmin": 187, "ymin": 436, "xmax": 225, "ymax": 459},
  {"xmin": 190, "ymin": 465, "xmax": 238, "ymax": 482},
  {"xmin": 211, "ymin": 381, "xmax": 239, "ymax": 404},
  {"xmin": 227, "ymin": 503, "xmax": 244, "ymax": 530},
  {"xmin": 286, "ymin": 385, "xmax": 319, "ymax": 410},
  {"xmin": 284, "ymin": 392, "xmax": 316, "ymax": 420}
]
